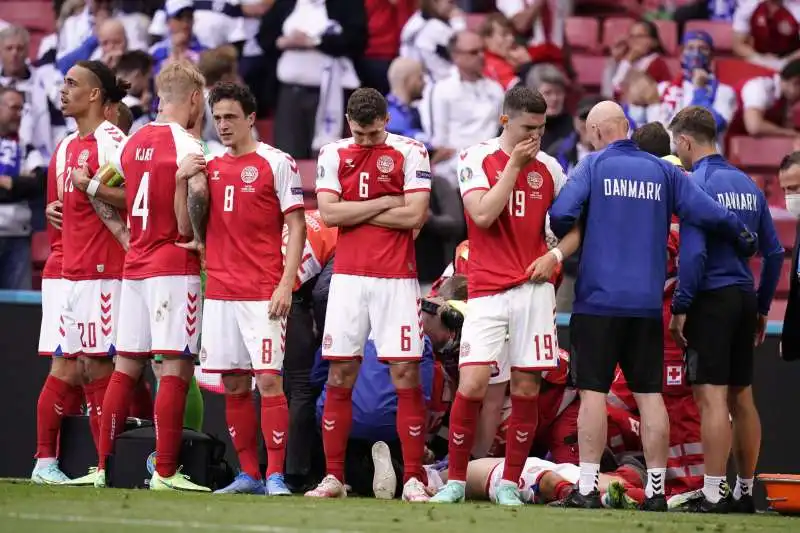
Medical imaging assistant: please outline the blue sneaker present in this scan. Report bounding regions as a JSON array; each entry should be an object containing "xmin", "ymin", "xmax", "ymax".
[
  {"xmin": 266, "ymin": 473, "xmax": 292, "ymax": 496},
  {"xmin": 429, "ymin": 481, "xmax": 465, "ymax": 503},
  {"xmin": 214, "ymin": 473, "xmax": 266, "ymax": 495},
  {"xmin": 494, "ymin": 482, "xmax": 524, "ymax": 506}
]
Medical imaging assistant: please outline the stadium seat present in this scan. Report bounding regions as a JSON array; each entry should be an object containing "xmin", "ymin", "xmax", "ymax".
[
  {"xmin": 601, "ymin": 17, "xmax": 634, "ymax": 50},
  {"xmin": 0, "ymin": 2, "xmax": 56, "ymax": 34},
  {"xmin": 565, "ymin": 17, "xmax": 600, "ymax": 52},
  {"xmin": 571, "ymin": 54, "xmax": 606, "ymax": 92},
  {"xmin": 728, "ymin": 136, "xmax": 794, "ymax": 172},
  {"xmin": 750, "ymin": 256, "xmax": 793, "ymax": 298},
  {"xmin": 749, "ymin": 173, "xmax": 768, "ymax": 192},
  {"xmin": 684, "ymin": 20, "xmax": 734, "ymax": 55},
  {"xmin": 713, "ymin": 58, "xmax": 775, "ymax": 88},
  {"xmin": 771, "ymin": 208, "xmax": 798, "ymax": 251},
  {"xmin": 653, "ymin": 19, "xmax": 678, "ymax": 55},
  {"xmin": 30, "ymin": 231, "xmax": 49, "ymax": 270},
  {"xmin": 465, "ymin": 13, "xmax": 486, "ymax": 31}
]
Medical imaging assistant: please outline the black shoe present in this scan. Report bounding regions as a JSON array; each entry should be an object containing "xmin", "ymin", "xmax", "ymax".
[
  {"xmin": 640, "ymin": 494, "xmax": 668, "ymax": 512},
  {"xmin": 686, "ymin": 494, "xmax": 732, "ymax": 514},
  {"xmin": 731, "ymin": 494, "xmax": 756, "ymax": 514},
  {"xmin": 560, "ymin": 486, "xmax": 603, "ymax": 509}
]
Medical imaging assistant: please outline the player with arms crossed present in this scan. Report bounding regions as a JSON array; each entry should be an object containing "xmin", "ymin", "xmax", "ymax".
[
  {"xmin": 93, "ymin": 61, "xmax": 209, "ymax": 491},
  {"xmin": 430, "ymin": 86, "xmax": 581, "ymax": 506},
  {"xmin": 32, "ymin": 61, "xmax": 130, "ymax": 485},
  {"xmin": 176, "ymin": 82, "xmax": 306, "ymax": 495},
  {"xmin": 306, "ymin": 88, "xmax": 432, "ymax": 501}
]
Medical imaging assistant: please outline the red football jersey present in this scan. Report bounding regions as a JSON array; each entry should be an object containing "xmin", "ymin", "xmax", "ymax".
[
  {"xmin": 315, "ymin": 133, "xmax": 431, "ymax": 278},
  {"xmin": 58, "ymin": 122, "xmax": 127, "ymax": 280},
  {"xmin": 205, "ymin": 143, "xmax": 304, "ymax": 300},
  {"xmin": 457, "ymin": 138, "xmax": 567, "ymax": 298},
  {"xmin": 112, "ymin": 122, "xmax": 202, "ymax": 279},
  {"xmin": 42, "ymin": 143, "xmax": 63, "ymax": 279},
  {"xmin": 282, "ymin": 209, "xmax": 339, "ymax": 290},
  {"xmin": 749, "ymin": 1, "xmax": 800, "ymax": 57}
]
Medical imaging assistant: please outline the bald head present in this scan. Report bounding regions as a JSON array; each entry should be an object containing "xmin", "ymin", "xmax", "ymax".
[
  {"xmin": 97, "ymin": 19, "xmax": 126, "ymax": 67},
  {"xmin": 387, "ymin": 57, "xmax": 425, "ymax": 102},
  {"xmin": 585, "ymin": 101, "xmax": 629, "ymax": 150}
]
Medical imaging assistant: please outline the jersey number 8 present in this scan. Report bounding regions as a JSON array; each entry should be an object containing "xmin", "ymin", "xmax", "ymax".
[{"xmin": 224, "ymin": 185, "xmax": 234, "ymax": 212}]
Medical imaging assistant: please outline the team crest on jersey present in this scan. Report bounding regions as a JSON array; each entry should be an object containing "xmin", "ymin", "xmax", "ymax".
[
  {"xmin": 459, "ymin": 167, "xmax": 473, "ymax": 183},
  {"xmin": 77, "ymin": 149, "xmax": 90, "ymax": 166},
  {"xmin": 377, "ymin": 155, "xmax": 395, "ymax": 174},
  {"xmin": 241, "ymin": 166, "xmax": 259, "ymax": 184},
  {"xmin": 527, "ymin": 172, "xmax": 543, "ymax": 190},
  {"xmin": 779, "ymin": 20, "xmax": 794, "ymax": 35}
]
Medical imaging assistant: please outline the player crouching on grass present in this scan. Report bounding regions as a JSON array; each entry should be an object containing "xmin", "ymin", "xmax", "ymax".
[{"xmin": 177, "ymin": 81, "xmax": 306, "ymax": 495}]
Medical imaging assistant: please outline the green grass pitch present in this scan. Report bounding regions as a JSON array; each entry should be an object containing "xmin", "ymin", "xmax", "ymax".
[{"xmin": 1, "ymin": 480, "xmax": 799, "ymax": 533}]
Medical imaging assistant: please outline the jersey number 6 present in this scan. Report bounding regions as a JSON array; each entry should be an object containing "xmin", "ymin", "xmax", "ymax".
[{"xmin": 359, "ymin": 171, "xmax": 369, "ymax": 198}]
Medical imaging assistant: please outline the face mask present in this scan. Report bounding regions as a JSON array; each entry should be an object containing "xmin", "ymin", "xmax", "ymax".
[
  {"xmin": 786, "ymin": 194, "xmax": 800, "ymax": 218},
  {"xmin": 681, "ymin": 49, "xmax": 711, "ymax": 79}
]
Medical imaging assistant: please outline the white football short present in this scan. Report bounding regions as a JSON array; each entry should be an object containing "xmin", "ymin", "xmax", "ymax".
[
  {"xmin": 200, "ymin": 299, "xmax": 286, "ymax": 375},
  {"xmin": 488, "ymin": 458, "xmax": 580, "ymax": 504},
  {"xmin": 60, "ymin": 278, "xmax": 122, "ymax": 357},
  {"xmin": 459, "ymin": 282, "xmax": 559, "ymax": 372},
  {"xmin": 322, "ymin": 274, "xmax": 423, "ymax": 362},
  {"xmin": 115, "ymin": 275, "xmax": 202, "ymax": 357},
  {"xmin": 38, "ymin": 278, "xmax": 70, "ymax": 356}
]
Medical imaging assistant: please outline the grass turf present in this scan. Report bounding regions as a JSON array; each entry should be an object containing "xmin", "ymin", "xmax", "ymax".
[{"xmin": 1, "ymin": 480, "xmax": 799, "ymax": 533}]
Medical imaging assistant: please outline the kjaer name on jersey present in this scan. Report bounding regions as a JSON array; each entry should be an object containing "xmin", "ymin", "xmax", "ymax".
[{"xmin": 603, "ymin": 178, "xmax": 662, "ymax": 201}]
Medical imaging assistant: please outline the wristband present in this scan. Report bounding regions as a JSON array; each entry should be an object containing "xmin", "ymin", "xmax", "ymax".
[
  {"xmin": 548, "ymin": 247, "xmax": 564, "ymax": 263},
  {"xmin": 86, "ymin": 178, "xmax": 101, "ymax": 197}
]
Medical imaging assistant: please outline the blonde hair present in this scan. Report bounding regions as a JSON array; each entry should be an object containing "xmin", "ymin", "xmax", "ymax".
[{"xmin": 155, "ymin": 61, "xmax": 206, "ymax": 103}]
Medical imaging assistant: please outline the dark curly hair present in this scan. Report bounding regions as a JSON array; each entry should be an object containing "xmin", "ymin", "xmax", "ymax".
[{"xmin": 208, "ymin": 81, "xmax": 257, "ymax": 117}]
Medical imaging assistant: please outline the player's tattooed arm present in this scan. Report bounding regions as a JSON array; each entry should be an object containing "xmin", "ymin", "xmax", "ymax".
[
  {"xmin": 90, "ymin": 197, "xmax": 130, "ymax": 251},
  {"xmin": 187, "ymin": 173, "xmax": 209, "ymax": 243}
]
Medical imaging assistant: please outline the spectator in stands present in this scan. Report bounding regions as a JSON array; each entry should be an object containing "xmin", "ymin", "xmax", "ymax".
[
  {"xmin": 57, "ymin": 0, "xmax": 148, "ymax": 62},
  {"xmin": 733, "ymin": 0, "xmax": 800, "ymax": 70},
  {"xmin": 604, "ymin": 19, "xmax": 672, "ymax": 99},
  {"xmin": 478, "ymin": 13, "xmax": 530, "ymax": 90},
  {"xmin": 547, "ymin": 95, "xmax": 601, "ymax": 174},
  {"xmin": 631, "ymin": 121, "xmax": 672, "ymax": 158},
  {"xmin": 727, "ymin": 58, "xmax": 800, "ymax": 138},
  {"xmin": 0, "ymin": 26, "xmax": 34, "ymax": 104},
  {"xmin": 400, "ymin": 0, "xmax": 467, "ymax": 82},
  {"xmin": 496, "ymin": 0, "xmax": 570, "ymax": 70},
  {"xmin": 149, "ymin": 0, "xmax": 249, "ymax": 51},
  {"xmin": 197, "ymin": 45, "xmax": 241, "ymax": 150},
  {"xmin": 0, "ymin": 87, "xmax": 44, "ymax": 290},
  {"xmin": 258, "ymin": 0, "xmax": 367, "ymax": 159},
  {"xmin": 358, "ymin": 0, "xmax": 416, "ymax": 95},
  {"xmin": 620, "ymin": 70, "xmax": 662, "ymax": 129},
  {"xmin": 56, "ymin": 16, "xmax": 130, "ymax": 73},
  {"xmin": 421, "ymin": 30, "xmax": 504, "ymax": 187},
  {"xmin": 526, "ymin": 63, "xmax": 572, "ymax": 151},
  {"xmin": 115, "ymin": 50, "xmax": 153, "ymax": 134},
  {"xmin": 659, "ymin": 31, "xmax": 736, "ymax": 137},
  {"xmin": 149, "ymin": 1, "xmax": 206, "ymax": 75},
  {"xmin": 386, "ymin": 57, "xmax": 430, "ymax": 149}
]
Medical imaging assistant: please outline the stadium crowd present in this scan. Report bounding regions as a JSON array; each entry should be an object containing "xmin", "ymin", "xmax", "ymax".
[{"xmin": 2, "ymin": 0, "xmax": 797, "ymax": 517}]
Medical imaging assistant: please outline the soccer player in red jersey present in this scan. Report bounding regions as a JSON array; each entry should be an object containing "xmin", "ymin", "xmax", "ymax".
[
  {"xmin": 430, "ymin": 86, "xmax": 581, "ymax": 505},
  {"xmin": 305, "ymin": 88, "xmax": 432, "ymax": 501},
  {"xmin": 31, "ymin": 61, "xmax": 130, "ymax": 485},
  {"xmin": 174, "ymin": 81, "xmax": 306, "ymax": 495},
  {"xmin": 93, "ymin": 61, "xmax": 209, "ymax": 491}
]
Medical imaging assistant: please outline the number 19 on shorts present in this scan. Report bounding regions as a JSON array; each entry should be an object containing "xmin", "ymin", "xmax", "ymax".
[{"xmin": 533, "ymin": 333, "xmax": 555, "ymax": 361}]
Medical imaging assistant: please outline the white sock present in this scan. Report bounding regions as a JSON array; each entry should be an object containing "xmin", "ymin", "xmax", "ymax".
[
  {"xmin": 733, "ymin": 476, "xmax": 754, "ymax": 500},
  {"xmin": 34, "ymin": 457, "xmax": 57, "ymax": 469},
  {"xmin": 702, "ymin": 475, "xmax": 727, "ymax": 503},
  {"xmin": 645, "ymin": 467, "xmax": 666, "ymax": 497},
  {"xmin": 579, "ymin": 462, "xmax": 600, "ymax": 495}
]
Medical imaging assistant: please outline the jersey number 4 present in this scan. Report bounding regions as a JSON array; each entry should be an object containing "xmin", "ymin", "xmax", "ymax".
[{"xmin": 132, "ymin": 172, "xmax": 150, "ymax": 230}]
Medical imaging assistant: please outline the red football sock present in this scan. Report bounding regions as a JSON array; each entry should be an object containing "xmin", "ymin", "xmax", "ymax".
[
  {"xmin": 84, "ymin": 375, "xmax": 111, "ymax": 452},
  {"xmin": 554, "ymin": 480, "xmax": 573, "ymax": 501},
  {"xmin": 396, "ymin": 386, "xmax": 426, "ymax": 483},
  {"xmin": 98, "ymin": 371, "xmax": 136, "ymax": 469},
  {"xmin": 129, "ymin": 379, "xmax": 154, "ymax": 420},
  {"xmin": 447, "ymin": 392, "xmax": 482, "ymax": 482},
  {"xmin": 63, "ymin": 384, "xmax": 84, "ymax": 416},
  {"xmin": 154, "ymin": 375, "xmax": 189, "ymax": 478},
  {"xmin": 502, "ymin": 395, "xmax": 539, "ymax": 484},
  {"xmin": 36, "ymin": 375, "xmax": 72, "ymax": 459},
  {"xmin": 615, "ymin": 465, "xmax": 645, "ymax": 488},
  {"xmin": 225, "ymin": 391, "xmax": 261, "ymax": 480},
  {"xmin": 322, "ymin": 385, "xmax": 353, "ymax": 483},
  {"xmin": 261, "ymin": 394, "xmax": 289, "ymax": 478},
  {"xmin": 625, "ymin": 487, "xmax": 646, "ymax": 505}
]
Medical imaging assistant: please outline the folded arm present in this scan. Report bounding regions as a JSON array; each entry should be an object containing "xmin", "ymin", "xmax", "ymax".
[
  {"xmin": 317, "ymin": 191, "xmax": 396, "ymax": 228},
  {"xmin": 369, "ymin": 191, "xmax": 430, "ymax": 230}
]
